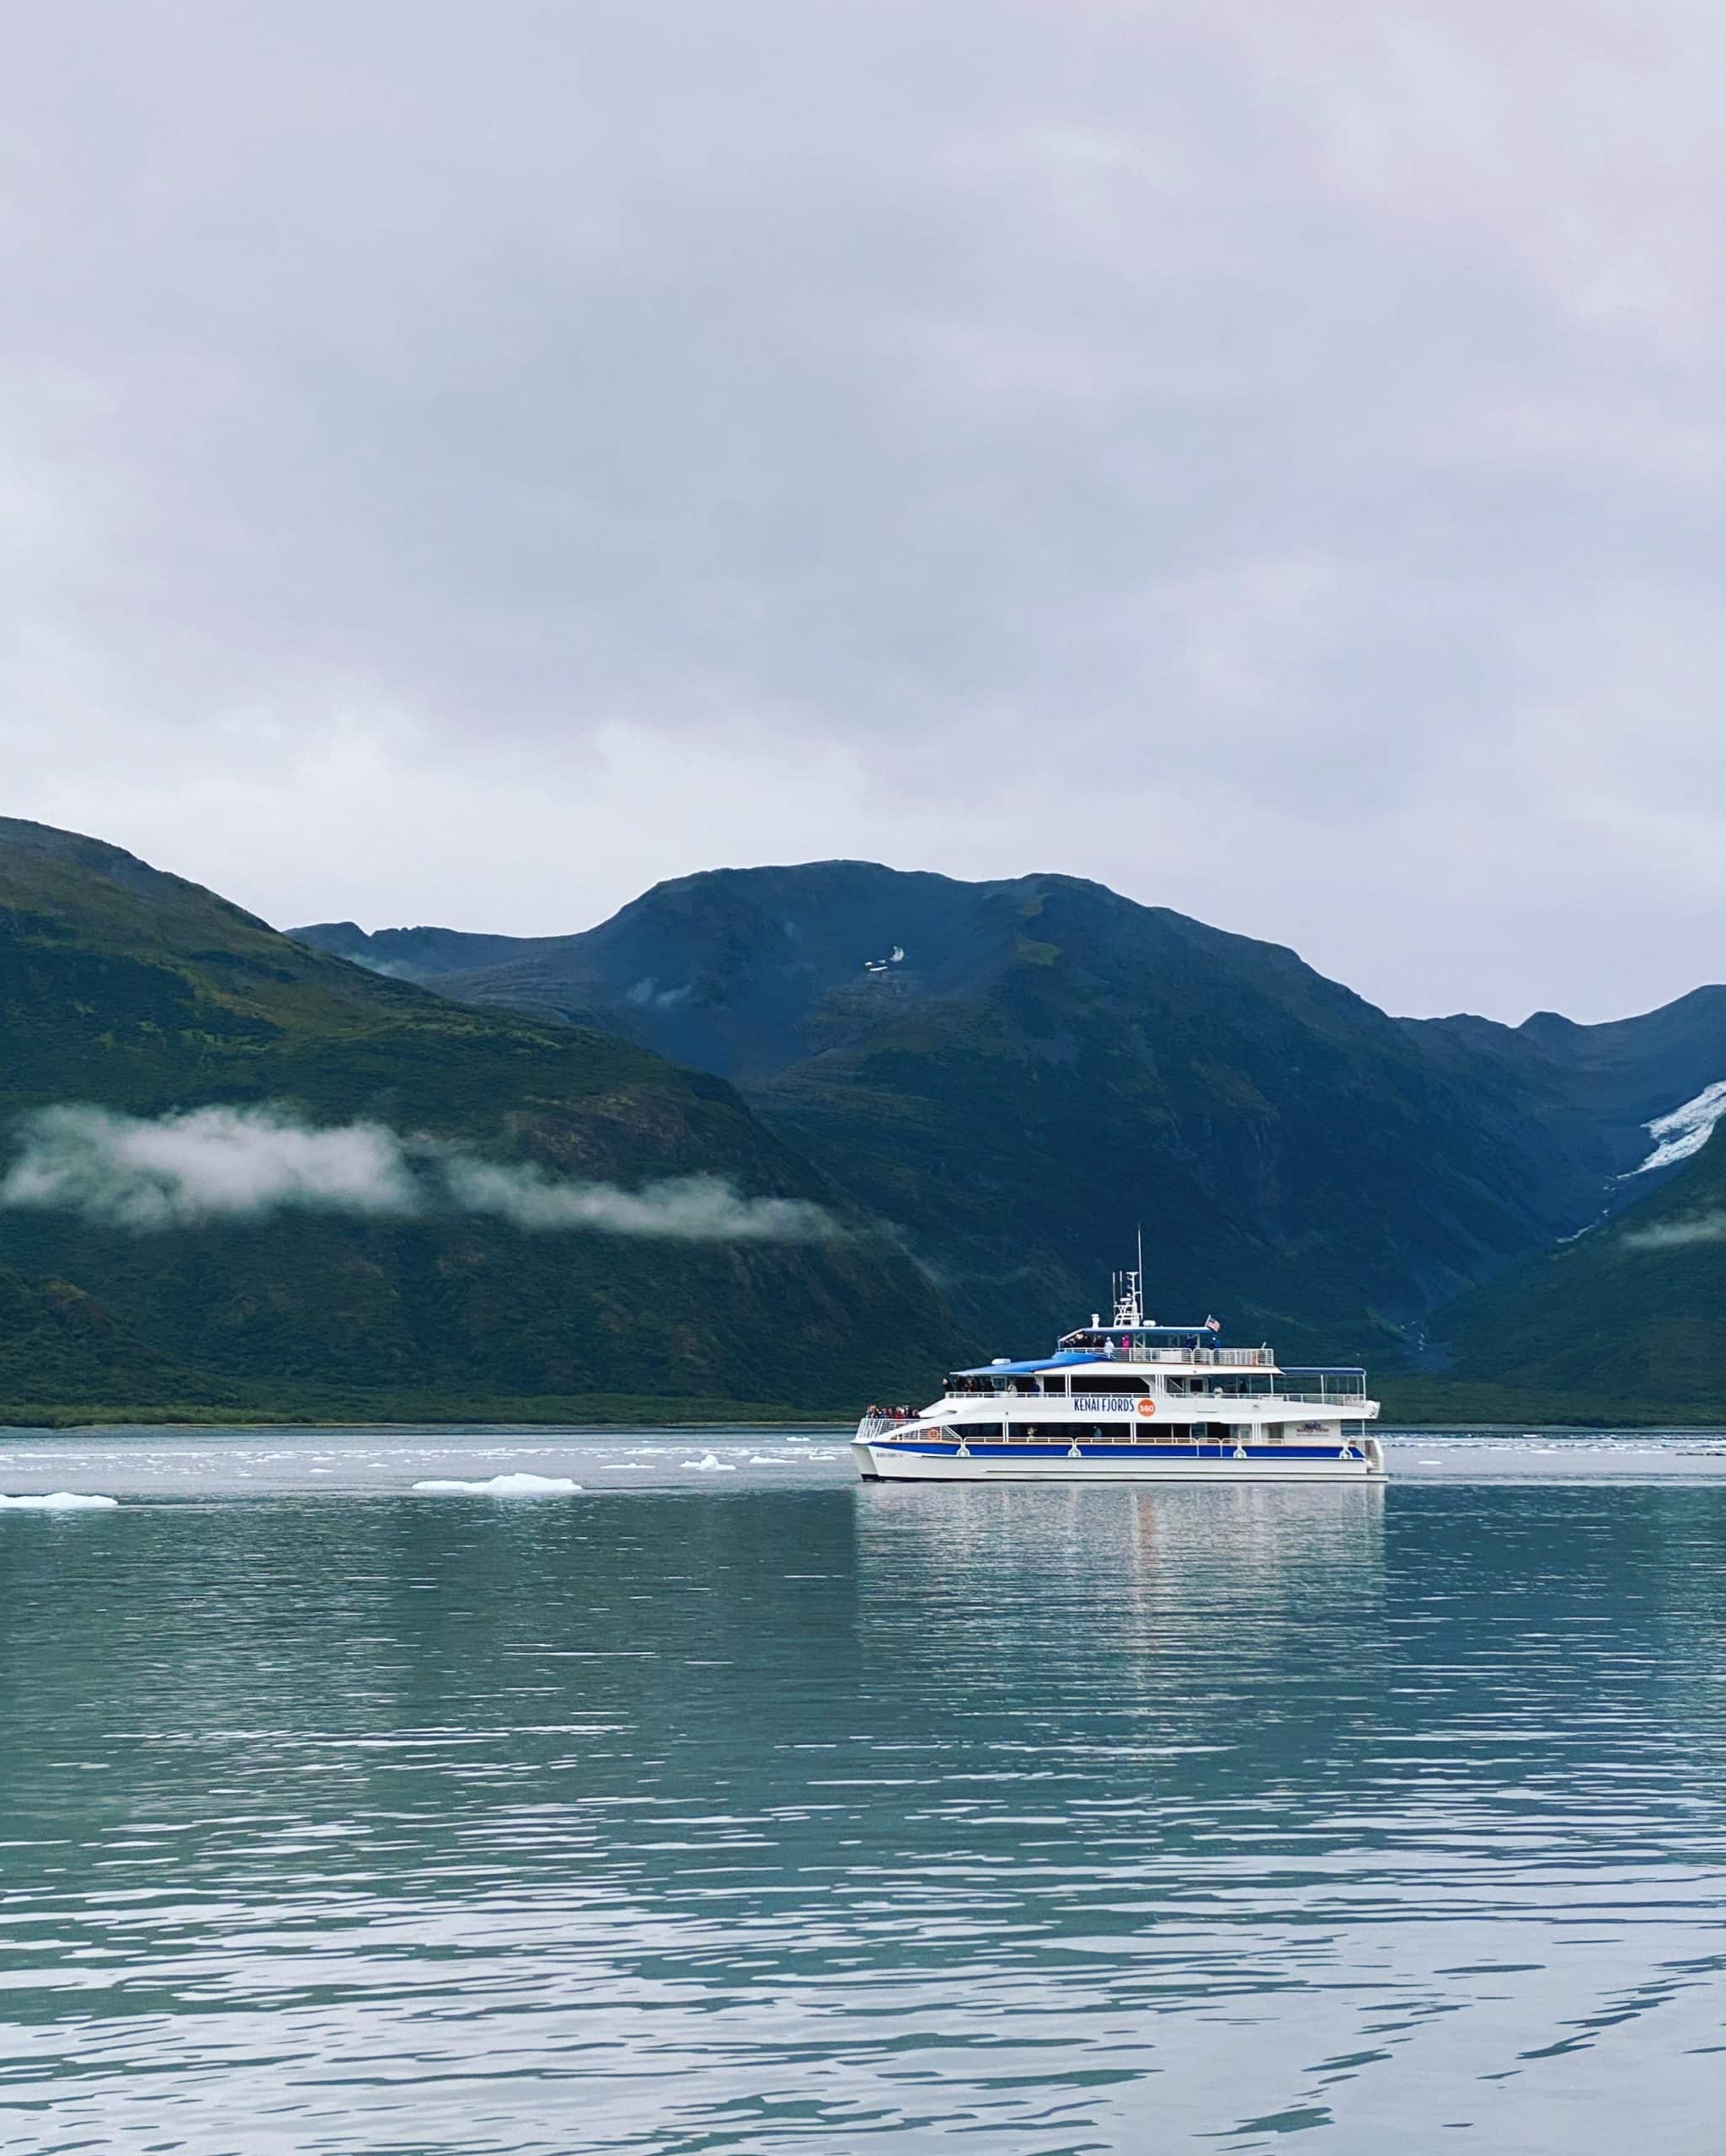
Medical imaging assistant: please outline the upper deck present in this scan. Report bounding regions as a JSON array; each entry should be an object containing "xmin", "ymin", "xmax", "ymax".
[
  {"xmin": 939, "ymin": 1278, "xmax": 1369, "ymax": 1403},
  {"xmin": 943, "ymin": 1357, "xmax": 1368, "ymax": 1401},
  {"xmin": 928, "ymin": 1265, "xmax": 1372, "ymax": 1410}
]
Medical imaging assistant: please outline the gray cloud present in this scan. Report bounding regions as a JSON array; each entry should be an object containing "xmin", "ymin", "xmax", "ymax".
[
  {"xmin": 0, "ymin": 1105, "xmax": 837, "ymax": 1241},
  {"xmin": 3, "ymin": 4, "xmax": 1725, "ymax": 1022}
]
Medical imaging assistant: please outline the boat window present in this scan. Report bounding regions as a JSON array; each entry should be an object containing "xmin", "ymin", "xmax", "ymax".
[{"xmin": 1072, "ymin": 1375, "xmax": 1150, "ymax": 1396}]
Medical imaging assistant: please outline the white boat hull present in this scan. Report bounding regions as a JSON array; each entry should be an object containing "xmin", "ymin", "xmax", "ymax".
[{"xmin": 855, "ymin": 1438, "xmax": 1385, "ymax": 1484}]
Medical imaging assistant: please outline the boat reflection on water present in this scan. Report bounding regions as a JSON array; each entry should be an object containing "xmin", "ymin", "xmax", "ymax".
[
  {"xmin": 854, "ymin": 1480, "xmax": 1387, "ymax": 1790},
  {"xmin": 858, "ymin": 1476, "xmax": 1385, "ymax": 1605}
]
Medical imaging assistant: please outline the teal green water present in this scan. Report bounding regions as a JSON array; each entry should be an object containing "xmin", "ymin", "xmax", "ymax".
[{"xmin": 1, "ymin": 1433, "xmax": 1723, "ymax": 2153}]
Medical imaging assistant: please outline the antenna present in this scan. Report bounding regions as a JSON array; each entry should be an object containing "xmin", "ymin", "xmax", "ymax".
[{"xmin": 1109, "ymin": 1234, "xmax": 1146, "ymax": 1331}]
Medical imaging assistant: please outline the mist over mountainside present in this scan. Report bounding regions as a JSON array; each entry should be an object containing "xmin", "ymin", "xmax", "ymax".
[
  {"xmin": 296, "ymin": 863, "xmax": 1726, "ymax": 1385},
  {"xmin": 0, "ymin": 820, "xmax": 954, "ymax": 1419}
]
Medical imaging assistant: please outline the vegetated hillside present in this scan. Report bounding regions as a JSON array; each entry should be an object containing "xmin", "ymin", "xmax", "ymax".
[
  {"xmin": 0, "ymin": 822, "xmax": 955, "ymax": 1419},
  {"xmin": 1426, "ymin": 1121, "xmax": 1726, "ymax": 1422},
  {"xmin": 299, "ymin": 864, "xmax": 1637, "ymax": 1366},
  {"xmin": 0, "ymin": 1261, "xmax": 203, "ymax": 1408}
]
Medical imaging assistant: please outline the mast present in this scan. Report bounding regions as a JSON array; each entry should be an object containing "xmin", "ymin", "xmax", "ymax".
[{"xmin": 1110, "ymin": 1235, "xmax": 1145, "ymax": 1331}]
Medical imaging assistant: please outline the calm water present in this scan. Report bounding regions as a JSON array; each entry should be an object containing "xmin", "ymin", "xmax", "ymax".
[{"xmin": 1, "ymin": 1430, "xmax": 1723, "ymax": 2154}]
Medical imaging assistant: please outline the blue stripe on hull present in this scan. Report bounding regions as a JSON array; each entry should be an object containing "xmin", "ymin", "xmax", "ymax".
[{"xmin": 884, "ymin": 1444, "xmax": 1357, "ymax": 1461}]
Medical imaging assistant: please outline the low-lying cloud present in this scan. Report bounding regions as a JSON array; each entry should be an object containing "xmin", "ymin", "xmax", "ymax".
[
  {"xmin": 438, "ymin": 1155, "xmax": 829, "ymax": 1239},
  {"xmin": 0, "ymin": 1104, "xmax": 837, "ymax": 1242},
  {"xmin": 1622, "ymin": 1213, "xmax": 1726, "ymax": 1252}
]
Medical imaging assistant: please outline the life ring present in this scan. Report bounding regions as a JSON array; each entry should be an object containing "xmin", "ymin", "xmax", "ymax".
[{"xmin": 1136, "ymin": 1397, "xmax": 1157, "ymax": 1418}]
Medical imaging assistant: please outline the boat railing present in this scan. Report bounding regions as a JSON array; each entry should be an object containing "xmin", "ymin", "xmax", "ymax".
[
  {"xmin": 1274, "ymin": 1389, "xmax": 1371, "ymax": 1406},
  {"xmin": 1276, "ymin": 1367, "xmax": 1371, "ymax": 1402},
  {"xmin": 1059, "ymin": 1341, "xmax": 1276, "ymax": 1367},
  {"xmin": 858, "ymin": 1407, "xmax": 919, "ymax": 1437}
]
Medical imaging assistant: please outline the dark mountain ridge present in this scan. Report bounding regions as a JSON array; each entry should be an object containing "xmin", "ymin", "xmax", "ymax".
[
  {"xmin": 293, "ymin": 919, "xmax": 565, "ymax": 984},
  {"xmin": 1405, "ymin": 988, "xmax": 1726, "ymax": 1177},
  {"xmin": 300, "ymin": 862, "xmax": 1726, "ymax": 1374}
]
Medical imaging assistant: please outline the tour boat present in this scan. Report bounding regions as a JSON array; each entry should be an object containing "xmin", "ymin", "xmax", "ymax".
[{"xmin": 854, "ymin": 1262, "xmax": 1385, "ymax": 1483}]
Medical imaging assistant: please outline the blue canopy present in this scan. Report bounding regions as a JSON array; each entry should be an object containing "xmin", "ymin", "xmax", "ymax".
[{"xmin": 951, "ymin": 1351, "xmax": 1096, "ymax": 1377}]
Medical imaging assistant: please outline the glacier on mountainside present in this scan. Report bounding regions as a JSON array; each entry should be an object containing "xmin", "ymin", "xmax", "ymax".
[{"xmin": 1627, "ymin": 1079, "xmax": 1726, "ymax": 1176}]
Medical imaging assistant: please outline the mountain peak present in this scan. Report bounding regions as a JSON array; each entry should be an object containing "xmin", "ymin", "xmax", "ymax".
[{"xmin": 0, "ymin": 816, "xmax": 275, "ymax": 935}]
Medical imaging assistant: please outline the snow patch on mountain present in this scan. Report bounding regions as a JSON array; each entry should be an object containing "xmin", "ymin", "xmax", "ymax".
[{"xmin": 1627, "ymin": 1080, "xmax": 1726, "ymax": 1176}]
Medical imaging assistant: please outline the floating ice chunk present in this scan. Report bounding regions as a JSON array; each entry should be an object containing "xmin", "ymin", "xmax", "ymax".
[
  {"xmin": 412, "ymin": 1473, "xmax": 581, "ymax": 1497},
  {"xmin": 598, "ymin": 1462, "xmax": 654, "ymax": 1470},
  {"xmin": 749, "ymin": 1455, "xmax": 792, "ymax": 1465},
  {"xmin": 681, "ymin": 1454, "xmax": 735, "ymax": 1471},
  {"xmin": 0, "ymin": 1491, "xmax": 119, "ymax": 1511}
]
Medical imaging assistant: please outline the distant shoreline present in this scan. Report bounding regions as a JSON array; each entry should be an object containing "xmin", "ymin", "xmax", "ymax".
[
  {"xmin": 3, "ymin": 1410, "xmax": 1726, "ymax": 1438},
  {"xmin": 0, "ymin": 1402, "xmax": 857, "ymax": 1433}
]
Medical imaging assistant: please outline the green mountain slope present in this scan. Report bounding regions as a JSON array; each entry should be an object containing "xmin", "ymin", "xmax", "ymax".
[
  {"xmin": 302, "ymin": 863, "xmax": 1640, "ymax": 1368},
  {"xmin": 1427, "ymin": 1122, "xmax": 1726, "ymax": 1420},
  {"xmin": 0, "ymin": 822, "xmax": 954, "ymax": 1418}
]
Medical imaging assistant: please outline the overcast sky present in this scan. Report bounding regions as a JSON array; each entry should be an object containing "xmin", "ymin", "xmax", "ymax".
[{"xmin": 3, "ymin": 2, "xmax": 1723, "ymax": 1023}]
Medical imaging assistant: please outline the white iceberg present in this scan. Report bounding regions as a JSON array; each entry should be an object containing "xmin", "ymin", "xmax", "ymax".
[
  {"xmin": 412, "ymin": 1473, "xmax": 581, "ymax": 1497},
  {"xmin": 681, "ymin": 1453, "xmax": 735, "ymax": 1472},
  {"xmin": 0, "ymin": 1492, "xmax": 120, "ymax": 1511}
]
